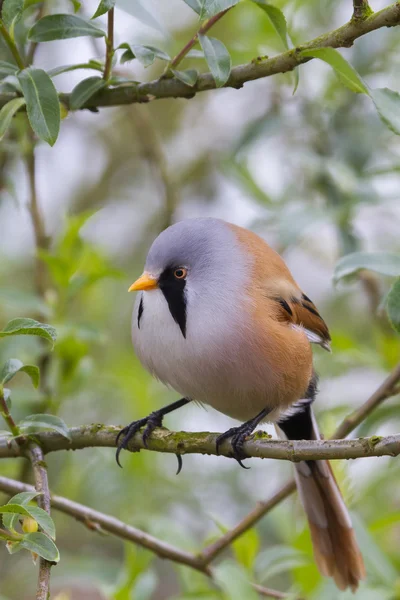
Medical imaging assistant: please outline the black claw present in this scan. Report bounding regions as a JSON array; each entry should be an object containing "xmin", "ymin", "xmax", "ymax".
[
  {"xmin": 116, "ymin": 398, "xmax": 191, "ymax": 470},
  {"xmin": 116, "ymin": 426, "xmax": 128, "ymax": 447},
  {"xmin": 215, "ymin": 424, "xmax": 254, "ymax": 468},
  {"xmin": 142, "ymin": 413, "xmax": 163, "ymax": 448},
  {"xmin": 115, "ymin": 415, "xmax": 157, "ymax": 467},
  {"xmin": 234, "ymin": 457, "xmax": 250, "ymax": 470},
  {"xmin": 116, "ymin": 445, "xmax": 123, "ymax": 468},
  {"xmin": 175, "ymin": 454, "xmax": 183, "ymax": 475}
]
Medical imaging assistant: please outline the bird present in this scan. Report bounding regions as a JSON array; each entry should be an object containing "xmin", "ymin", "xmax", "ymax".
[{"xmin": 116, "ymin": 217, "xmax": 365, "ymax": 591}]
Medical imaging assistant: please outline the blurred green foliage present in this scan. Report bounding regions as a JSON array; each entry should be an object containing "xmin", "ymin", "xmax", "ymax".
[{"xmin": 0, "ymin": 0, "xmax": 400, "ymax": 598}]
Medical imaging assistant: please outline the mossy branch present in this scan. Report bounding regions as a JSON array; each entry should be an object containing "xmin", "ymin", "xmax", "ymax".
[
  {"xmin": 27, "ymin": 444, "xmax": 52, "ymax": 600},
  {"xmin": 0, "ymin": 2, "xmax": 399, "ymax": 111},
  {"xmin": 0, "ymin": 425, "xmax": 399, "ymax": 461}
]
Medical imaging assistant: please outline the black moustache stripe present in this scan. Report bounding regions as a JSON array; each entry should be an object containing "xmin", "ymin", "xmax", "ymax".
[
  {"xmin": 137, "ymin": 295, "xmax": 144, "ymax": 329},
  {"xmin": 158, "ymin": 268, "xmax": 187, "ymax": 338}
]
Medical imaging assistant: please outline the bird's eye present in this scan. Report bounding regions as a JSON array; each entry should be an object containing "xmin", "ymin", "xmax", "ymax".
[{"xmin": 174, "ymin": 267, "xmax": 187, "ymax": 280}]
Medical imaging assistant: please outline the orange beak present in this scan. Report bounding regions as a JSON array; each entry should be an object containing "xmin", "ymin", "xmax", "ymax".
[{"xmin": 128, "ymin": 272, "xmax": 158, "ymax": 292}]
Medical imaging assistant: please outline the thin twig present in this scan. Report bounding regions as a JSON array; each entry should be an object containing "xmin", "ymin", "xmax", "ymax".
[
  {"xmin": 253, "ymin": 583, "xmax": 298, "ymax": 599},
  {"xmin": 17, "ymin": 127, "xmax": 53, "ymax": 488},
  {"xmin": 334, "ymin": 362, "xmax": 400, "ymax": 439},
  {"xmin": 171, "ymin": 8, "xmax": 232, "ymax": 68},
  {"xmin": 103, "ymin": 8, "xmax": 114, "ymax": 81},
  {"xmin": 353, "ymin": 0, "xmax": 373, "ymax": 20},
  {"xmin": 0, "ymin": 387, "xmax": 20, "ymax": 437},
  {"xmin": 16, "ymin": 127, "xmax": 53, "ymax": 590},
  {"xmin": 0, "ymin": 19, "xmax": 25, "ymax": 70},
  {"xmin": 0, "ymin": 474, "xmax": 207, "ymax": 571},
  {"xmin": 27, "ymin": 445, "xmax": 52, "ymax": 600},
  {"xmin": 24, "ymin": 130, "xmax": 49, "ymax": 297},
  {"xmin": 199, "ymin": 481, "xmax": 296, "ymax": 565},
  {"xmin": 0, "ymin": 475, "xmax": 296, "ymax": 599}
]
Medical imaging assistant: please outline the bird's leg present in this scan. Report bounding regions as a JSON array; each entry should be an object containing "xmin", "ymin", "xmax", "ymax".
[
  {"xmin": 216, "ymin": 408, "xmax": 270, "ymax": 469},
  {"xmin": 116, "ymin": 397, "xmax": 190, "ymax": 471}
]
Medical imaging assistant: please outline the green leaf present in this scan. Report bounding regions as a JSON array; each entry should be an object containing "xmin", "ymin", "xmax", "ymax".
[
  {"xmin": 70, "ymin": 76, "xmax": 106, "ymax": 110},
  {"xmin": 182, "ymin": 0, "xmax": 204, "ymax": 16},
  {"xmin": 0, "ymin": 97, "xmax": 25, "ymax": 141},
  {"xmin": 300, "ymin": 47, "xmax": 368, "ymax": 94},
  {"xmin": 117, "ymin": 42, "xmax": 134, "ymax": 64},
  {"xmin": 369, "ymin": 88, "xmax": 400, "ymax": 136},
  {"xmin": 3, "ymin": 388, "xmax": 11, "ymax": 409},
  {"xmin": 0, "ymin": 359, "xmax": 39, "ymax": 388},
  {"xmin": 24, "ymin": 506, "xmax": 56, "ymax": 540},
  {"xmin": 120, "ymin": 50, "xmax": 135, "ymax": 64},
  {"xmin": 0, "ymin": 502, "xmax": 55, "ymax": 540},
  {"xmin": 108, "ymin": 76, "xmax": 139, "ymax": 86},
  {"xmin": 0, "ymin": 77, "xmax": 21, "ymax": 94},
  {"xmin": 198, "ymin": 34, "xmax": 231, "ymax": 87},
  {"xmin": 252, "ymin": 1, "xmax": 289, "ymax": 49},
  {"xmin": 252, "ymin": 2, "xmax": 298, "ymax": 93},
  {"xmin": 69, "ymin": 0, "xmax": 81, "ymax": 11},
  {"xmin": 7, "ymin": 492, "xmax": 41, "ymax": 504},
  {"xmin": 0, "ymin": 318, "xmax": 57, "ymax": 346},
  {"xmin": 2, "ymin": 492, "xmax": 41, "ymax": 532},
  {"xmin": 19, "ymin": 414, "xmax": 71, "ymax": 440},
  {"xmin": 2, "ymin": 0, "xmax": 23, "ymax": 30},
  {"xmin": 0, "ymin": 503, "xmax": 33, "ymax": 516},
  {"xmin": 183, "ymin": 0, "xmax": 239, "ymax": 19},
  {"xmin": 28, "ymin": 14, "xmax": 106, "ymax": 42},
  {"xmin": 232, "ymin": 528, "xmax": 260, "ymax": 570},
  {"xmin": 387, "ymin": 278, "xmax": 400, "ymax": 334},
  {"xmin": 48, "ymin": 62, "xmax": 104, "ymax": 77},
  {"xmin": 0, "ymin": 60, "xmax": 18, "ymax": 78},
  {"xmin": 171, "ymin": 68, "xmax": 198, "ymax": 87},
  {"xmin": 333, "ymin": 252, "xmax": 400, "ymax": 284},
  {"xmin": 214, "ymin": 561, "xmax": 259, "ymax": 600},
  {"xmin": 92, "ymin": 0, "xmax": 115, "ymax": 19},
  {"xmin": 131, "ymin": 44, "xmax": 170, "ymax": 67},
  {"xmin": 24, "ymin": 0, "xmax": 46, "ymax": 6},
  {"xmin": 20, "ymin": 532, "xmax": 60, "ymax": 562},
  {"xmin": 17, "ymin": 67, "xmax": 60, "ymax": 146},
  {"xmin": 186, "ymin": 49, "xmax": 204, "ymax": 58}
]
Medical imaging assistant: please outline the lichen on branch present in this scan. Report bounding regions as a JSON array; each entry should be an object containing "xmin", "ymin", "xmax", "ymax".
[{"xmin": 0, "ymin": 425, "xmax": 399, "ymax": 462}]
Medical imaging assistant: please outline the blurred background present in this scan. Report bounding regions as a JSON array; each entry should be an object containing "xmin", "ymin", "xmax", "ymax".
[{"xmin": 0, "ymin": 0, "xmax": 400, "ymax": 598}]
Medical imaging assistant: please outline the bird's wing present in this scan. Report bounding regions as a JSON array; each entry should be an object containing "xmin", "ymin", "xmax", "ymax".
[
  {"xmin": 264, "ymin": 276, "xmax": 331, "ymax": 351},
  {"xmin": 228, "ymin": 223, "xmax": 331, "ymax": 351}
]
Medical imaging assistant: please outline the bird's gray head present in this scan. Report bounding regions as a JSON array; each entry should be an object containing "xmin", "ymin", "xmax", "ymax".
[
  {"xmin": 146, "ymin": 218, "xmax": 232, "ymax": 279},
  {"xmin": 130, "ymin": 218, "xmax": 250, "ymax": 338}
]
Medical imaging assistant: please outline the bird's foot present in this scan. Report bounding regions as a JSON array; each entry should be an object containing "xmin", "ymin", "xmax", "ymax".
[
  {"xmin": 116, "ymin": 412, "xmax": 161, "ymax": 467},
  {"xmin": 216, "ymin": 422, "xmax": 256, "ymax": 469},
  {"xmin": 116, "ymin": 411, "xmax": 183, "ymax": 474}
]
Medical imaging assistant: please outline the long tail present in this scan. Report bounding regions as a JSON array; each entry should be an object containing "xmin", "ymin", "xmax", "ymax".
[{"xmin": 276, "ymin": 399, "xmax": 366, "ymax": 592}]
